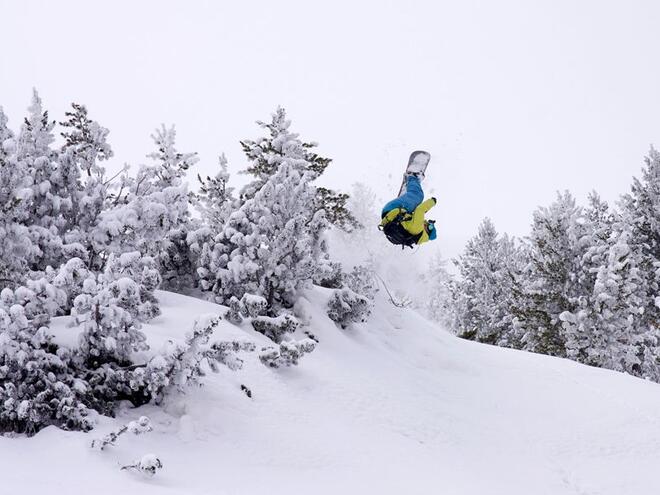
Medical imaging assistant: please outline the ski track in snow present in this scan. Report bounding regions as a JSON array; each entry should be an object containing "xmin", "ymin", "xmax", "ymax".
[{"xmin": 2, "ymin": 289, "xmax": 660, "ymax": 494}]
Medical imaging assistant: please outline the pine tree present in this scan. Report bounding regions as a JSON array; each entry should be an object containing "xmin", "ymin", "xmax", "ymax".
[
  {"xmin": 421, "ymin": 252, "xmax": 455, "ymax": 330},
  {"xmin": 0, "ymin": 278, "xmax": 91, "ymax": 434},
  {"xmin": 15, "ymin": 90, "xmax": 71, "ymax": 270},
  {"xmin": 58, "ymin": 103, "xmax": 115, "ymax": 269},
  {"xmin": 0, "ymin": 107, "xmax": 33, "ymax": 283},
  {"xmin": 452, "ymin": 218, "xmax": 523, "ymax": 346},
  {"xmin": 0, "ymin": 107, "xmax": 13, "ymax": 161},
  {"xmin": 188, "ymin": 154, "xmax": 237, "ymax": 290},
  {"xmin": 193, "ymin": 154, "xmax": 235, "ymax": 228},
  {"xmin": 208, "ymin": 161, "xmax": 328, "ymax": 309},
  {"xmin": 512, "ymin": 192, "xmax": 586, "ymax": 356},
  {"xmin": 619, "ymin": 147, "xmax": 660, "ymax": 344},
  {"xmin": 239, "ymin": 107, "xmax": 357, "ymax": 231},
  {"xmin": 93, "ymin": 125, "xmax": 196, "ymax": 283}
]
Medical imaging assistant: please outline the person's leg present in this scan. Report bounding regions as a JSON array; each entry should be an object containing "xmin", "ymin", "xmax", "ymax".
[{"xmin": 381, "ymin": 175, "xmax": 424, "ymax": 216}]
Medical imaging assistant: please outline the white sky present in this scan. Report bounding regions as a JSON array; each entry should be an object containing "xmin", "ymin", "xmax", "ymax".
[{"xmin": 1, "ymin": 0, "xmax": 659, "ymax": 261}]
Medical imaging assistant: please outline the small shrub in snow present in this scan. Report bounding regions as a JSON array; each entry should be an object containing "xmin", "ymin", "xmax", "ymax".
[
  {"xmin": 251, "ymin": 314, "xmax": 299, "ymax": 343},
  {"xmin": 91, "ymin": 416, "xmax": 152, "ymax": 450},
  {"xmin": 125, "ymin": 315, "xmax": 255, "ymax": 404},
  {"xmin": 326, "ymin": 288, "xmax": 371, "ymax": 329},
  {"xmin": 314, "ymin": 260, "xmax": 343, "ymax": 289},
  {"xmin": 121, "ymin": 453, "xmax": 163, "ymax": 477},
  {"xmin": 259, "ymin": 339, "xmax": 316, "ymax": 368},
  {"xmin": 240, "ymin": 384, "xmax": 252, "ymax": 398},
  {"xmin": 224, "ymin": 296, "xmax": 243, "ymax": 325},
  {"xmin": 239, "ymin": 293, "xmax": 268, "ymax": 318},
  {"xmin": 344, "ymin": 264, "xmax": 378, "ymax": 300},
  {"xmin": 205, "ymin": 339, "xmax": 257, "ymax": 372}
]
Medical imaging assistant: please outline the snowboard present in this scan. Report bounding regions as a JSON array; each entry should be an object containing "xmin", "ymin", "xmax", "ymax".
[{"xmin": 397, "ymin": 150, "xmax": 431, "ymax": 197}]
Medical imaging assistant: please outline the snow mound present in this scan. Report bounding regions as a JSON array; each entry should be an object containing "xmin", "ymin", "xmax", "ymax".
[{"xmin": 2, "ymin": 288, "xmax": 660, "ymax": 495}]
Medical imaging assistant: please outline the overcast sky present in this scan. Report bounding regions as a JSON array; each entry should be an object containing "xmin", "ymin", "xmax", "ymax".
[{"xmin": 1, "ymin": 0, "xmax": 659, "ymax": 261}]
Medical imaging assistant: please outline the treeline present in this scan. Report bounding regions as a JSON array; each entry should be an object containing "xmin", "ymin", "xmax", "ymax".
[{"xmin": 433, "ymin": 152, "xmax": 660, "ymax": 381}]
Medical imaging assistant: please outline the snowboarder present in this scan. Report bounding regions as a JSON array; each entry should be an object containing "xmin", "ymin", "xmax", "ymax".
[{"xmin": 379, "ymin": 171, "xmax": 437, "ymax": 248}]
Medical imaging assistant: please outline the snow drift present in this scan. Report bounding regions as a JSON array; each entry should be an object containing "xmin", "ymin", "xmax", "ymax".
[{"xmin": 2, "ymin": 288, "xmax": 659, "ymax": 495}]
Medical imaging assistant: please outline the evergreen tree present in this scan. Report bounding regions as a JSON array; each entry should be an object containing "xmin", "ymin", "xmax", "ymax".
[
  {"xmin": 188, "ymin": 154, "xmax": 237, "ymax": 290},
  {"xmin": 563, "ymin": 227, "xmax": 660, "ymax": 379},
  {"xmin": 452, "ymin": 218, "xmax": 523, "ymax": 346},
  {"xmin": 0, "ymin": 107, "xmax": 13, "ymax": 161},
  {"xmin": 193, "ymin": 153, "xmax": 235, "ymax": 228},
  {"xmin": 93, "ymin": 125, "xmax": 196, "ymax": 283},
  {"xmin": 421, "ymin": 252, "xmax": 455, "ymax": 330},
  {"xmin": 239, "ymin": 107, "xmax": 357, "ymax": 230},
  {"xmin": 208, "ymin": 161, "xmax": 328, "ymax": 309},
  {"xmin": 58, "ymin": 103, "xmax": 115, "ymax": 269},
  {"xmin": 0, "ymin": 107, "xmax": 33, "ymax": 283},
  {"xmin": 512, "ymin": 192, "xmax": 586, "ymax": 356},
  {"xmin": 15, "ymin": 90, "xmax": 73, "ymax": 270},
  {"xmin": 619, "ymin": 147, "xmax": 660, "ymax": 343}
]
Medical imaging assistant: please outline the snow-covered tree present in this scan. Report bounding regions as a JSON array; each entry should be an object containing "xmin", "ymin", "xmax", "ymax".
[
  {"xmin": 193, "ymin": 154, "xmax": 235, "ymax": 227},
  {"xmin": 326, "ymin": 287, "xmax": 371, "ymax": 329},
  {"xmin": 561, "ymin": 227, "xmax": 660, "ymax": 379},
  {"xmin": 58, "ymin": 102, "xmax": 114, "ymax": 269},
  {"xmin": 421, "ymin": 252, "xmax": 455, "ymax": 330},
  {"xmin": 0, "ymin": 108, "xmax": 34, "ymax": 284},
  {"xmin": 14, "ymin": 90, "xmax": 75, "ymax": 270},
  {"xmin": 117, "ymin": 315, "xmax": 255, "ymax": 404},
  {"xmin": 0, "ymin": 106, "xmax": 13, "ymax": 161},
  {"xmin": 188, "ymin": 154, "xmax": 237, "ymax": 291},
  {"xmin": 72, "ymin": 252, "xmax": 161, "ymax": 368},
  {"xmin": 0, "ymin": 280, "xmax": 91, "ymax": 435},
  {"xmin": 619, "ymin": 147, "xmax": 660, "ymax": 340},
  {"xmin": 93, "ymin": 125, "xmax": 196, "ymax": 283},
  {"xmin": 206, "ymin": 160, "xmax": 328, "ymax": 310},
  {"xmin": 511, "ymin": 192, "xmax": 586, "ymax": 356},
  {"xmin": 259, "ymin": 339, "xmax": 316, "ymax": 368},
  {"xmin": 239, "ymin": 107, "xmax": 356, "ymax": 230},
  {"xmin": 452, "ymin": 218, "xmax": 523, "ymax": 346}
]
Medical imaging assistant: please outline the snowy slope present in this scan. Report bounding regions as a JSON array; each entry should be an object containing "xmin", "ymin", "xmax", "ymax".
[{"xmin": 2, "ymin": 289, "xmax": 660, "ymax": 495}]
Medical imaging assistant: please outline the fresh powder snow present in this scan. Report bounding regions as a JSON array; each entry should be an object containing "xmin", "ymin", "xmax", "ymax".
[{"xmin": 5, "ymin": 288, "xmax": 659, "ymax": 495}]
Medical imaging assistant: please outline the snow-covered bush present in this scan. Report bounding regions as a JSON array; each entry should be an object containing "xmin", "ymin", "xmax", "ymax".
[
  {"xmin": 72, "ymin": 253, "xmax": 160, "ymax": 368},
  {"xmin": 99, "ymin": 251, "xmax": 162, "ymax": 321},
  {"xmin": 91, "ymin": 415, "xmax": 152, "ymax": 450},
  {"xmin": 344, "ymin": 264, "xmax": 378, "ymax": 301},
  {"xmin": 73, "ymin": 279, "xmax": 149, "ymax": 368},
  {"xmin": 49, "ymin": 257, "xmax": 93, "ymax": 312},
  {"xmin": 124, "ymin": 315, "xmax": 255, "ymax": 404},
  {"xmin": 251, "ymin": 314, "xmax": 299, "ymax": 343},
  {"xmin": 0, "ymin": 285, "xmax": 91, "ymax": 435},
  {"xmin": 259, "ymin": 339, "xmax": 316, "ymax": 368},
  {"xmin": 240, "ymin": 293, "xmax": 268, "ymax": 318},
  {"xmin": 326, "ymin": 288, "xmax": 371, "ymax": 329},
  {"xmin": 224, "ymin": 296, "xmax": 244, "ymax": 325},
  {"xmin": 314, "ymin": 260, "xmax": 344, "ymax": 289},
  {"xmin": 122, "ymin": 454, "xmax": 163, "ymax": 477}
]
